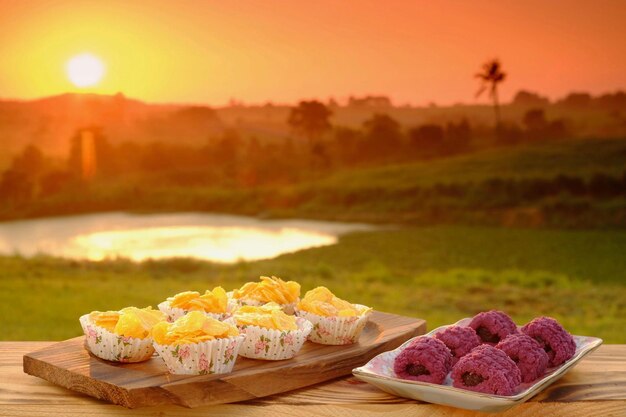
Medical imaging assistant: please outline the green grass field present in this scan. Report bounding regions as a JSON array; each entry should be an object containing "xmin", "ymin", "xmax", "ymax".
[
  {"xmin": 4, "ymin": 137, "xmax": 626, "ymax": 229},
  {"xmin": 318, "ymin": 137, "xmax": 626, "ymax": 187},
  {"xmin": 2, "ymin": 226, "xmax": 624, "ymax": 342},
  {"xmin": 1, "ymin": 138, "xmax": 625, "ymax": 343}
]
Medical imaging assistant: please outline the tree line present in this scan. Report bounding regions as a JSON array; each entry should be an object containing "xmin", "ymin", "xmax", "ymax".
[{"xmin": 0, "ymin": 99, "xmax": 580, "ymax": 206}]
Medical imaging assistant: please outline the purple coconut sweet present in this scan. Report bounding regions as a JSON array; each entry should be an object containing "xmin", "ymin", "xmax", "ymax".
[
  {"xmin": 496, "ymin": 333, "xmax": 549, "ymax": 383},
  {"xmin": 521, "ymin": 316, "xmax": 576, "ymax": 367},
  {"xmin": 434, "ymin": 325, "xmax": 481, "ymax": 365},
  {"xmin": 451, "ymin": 344, "xmax": 521, "ymax": 395},
  {"xmin": 393, "ymin": 336, "xmax": 452, "ymax": 384},
  {"xmin": 469, "ymin": 310, "xmax": 518, "ymax": 345}
]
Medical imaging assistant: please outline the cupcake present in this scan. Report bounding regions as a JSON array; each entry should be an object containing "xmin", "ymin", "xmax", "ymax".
[
  {"xmin": 158, "ymin": 287, "xmax": 230, "ymax": 322},
  {"xmin": 434, "ymin": 325, "xmax": 481, "ymax": 365},
  {"xmin": 496, "ymin": 333, "xmax": 549, "ymax": 383},
  {"xmin": 152, "ymin": 311, "xmax": 245, "ymax": 375},
  {"xmin": 452, "ymin": 344, "xmax": 521, "ymax": 395},
  {"xmin": 521, "ymin": 316, "xmax": 576, "ymax": 367},
  {"xmin": 295, "ymin": 286, "xmax": 372, "ymax": 345},
  {"xmin": 79, "ymin": 306, "xmax": 166, "ymax": 362},
  {"xmin": 231, "ymin": 276, "xmax": 300, "ymax": 314},
  {"xmin": 233, "ymin": 302, "xmax": 312, "ymax": 360},
  {"xmin": 393, "ymin": 336, "xmax": 452, "ymax": 384},
  {"xmin": 469, "ymin": 310, "xmax": 518, "ymax": 345}
]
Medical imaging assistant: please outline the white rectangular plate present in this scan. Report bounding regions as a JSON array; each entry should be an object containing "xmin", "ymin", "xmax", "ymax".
[{"xmin": 352, "ymin": 318, "xmax": 602, "ymax": 412}]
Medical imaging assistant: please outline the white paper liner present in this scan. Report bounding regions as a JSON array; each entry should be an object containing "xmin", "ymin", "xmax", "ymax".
[
  {"xmin": 79, "ymin": 314, "xmax": 155, "ymax": 363},
  {"xmin": 153, "ymin": 334, "xmax": 245, "ymax": 375},
  {"xmin": 295, "ymin": 305, "xmax": 372, "ymax": 345},
  {"xmin": 237, "ymin": 317, "xmax": 313, "ymax": 360},
  {"xmin": 157, "ymin": 300, "xmax": 230, "ymax": 322},
  {"xmin": 226, "ymin": 291, "xmax": 298, "ymax": 315}
]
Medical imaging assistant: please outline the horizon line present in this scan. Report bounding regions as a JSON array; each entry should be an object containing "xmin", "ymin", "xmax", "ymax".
[{"xmin": 1, "ymin": 88, "xmax": 624, "ymax": 109}]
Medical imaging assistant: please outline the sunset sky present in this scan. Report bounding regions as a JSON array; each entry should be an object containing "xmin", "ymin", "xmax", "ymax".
[{"xmin": 0, "ymin": 0, "xmax": 624, "ymax": 106}]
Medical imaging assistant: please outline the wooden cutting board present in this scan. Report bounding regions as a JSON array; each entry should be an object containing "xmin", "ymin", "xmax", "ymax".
[{"xmin": 22, "ymin": 311, "xmax": 426, "ymax": 408}]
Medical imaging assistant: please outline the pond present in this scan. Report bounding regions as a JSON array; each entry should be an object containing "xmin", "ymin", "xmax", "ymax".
[{"xmin": 0, "ymin": 212, "xmax": 375, "ymax": 262}]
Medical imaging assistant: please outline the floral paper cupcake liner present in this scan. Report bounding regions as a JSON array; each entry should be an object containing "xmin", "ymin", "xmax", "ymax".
[
  {"xmin": 153, "ymin": 334, "xmax": 245, "ymax": 375},
  {"xmin": 237, "ymin": 317, "xmax": 313, "ymax": 360},
  {"xmin": 157, "ymin": 301, "xmax": 230, "ymax": 322},
  {"xmin": 79, "ymin": 314, "xmax": 155, "ymax": 362},
  {"xmin": 295, "ymin": 305, "xmax": 372, "ymax": 345}
]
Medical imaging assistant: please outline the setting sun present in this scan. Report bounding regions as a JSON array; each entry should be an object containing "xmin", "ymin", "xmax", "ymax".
[{"xmin": 66, "ymin": 53, "xmax": 105, "ymax": 88}]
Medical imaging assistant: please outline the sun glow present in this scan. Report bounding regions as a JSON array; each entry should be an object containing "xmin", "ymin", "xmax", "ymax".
[{"xmin": 66, "ymin": 53, "xmax": 105, "ymax": 88}]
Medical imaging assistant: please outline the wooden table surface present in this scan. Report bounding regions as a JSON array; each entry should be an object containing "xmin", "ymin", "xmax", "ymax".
[{"xmin": 1, "ymin": 342, "xmax": 625, "ymax": 416}]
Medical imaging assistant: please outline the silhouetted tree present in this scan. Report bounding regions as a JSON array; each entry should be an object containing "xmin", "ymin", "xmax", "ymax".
[
  {"xmin": 10, "ymin": 144, "xmax": 46, "ymax": 178},
  {"xmin": 39, "ymin": 170, "xmax": 75, "ymax": 196},
  {"xmin": 112, "ymin": 141, "xmax": 143, "ymax": 174},
  {"xmin": 558, "ymin": 92, "xmax": 592, "ymax": 108},
  {"xmin": 244, "ymin": 136, "xmax": 263, "ymax": 163},
  {"xmin": 287, "ymin": 101, "xmax": 332, "ymax": 144},
  {"xmin": 281, "ymin": 137, "xmax": 297, "ymax": 167},
  {"xmin": 332, "ymin": 127, "xmax": 362, "ymax": 165},
  {"xmin": 348, "ymin": 95, "xmax": 392, "ymax": 108},
  {"xmin": 512, "ymin": 90, "xmax": 550, "ymax": 107},
  {"xmin": 310, "ymin": 141, "xmax": 331, "ymax": 171},
  {"xmin": 362, "ymin": 113, "xmax": 402, "ymax": 159},
  {"xmin": 326, "ymin": 97, "xmax": 340, "ymax": 109},
  {"xmin": 140, "ymin": 106, "xmax": 223, "ymax": 145},
  {"xmin": 445, "ymin": 119, "xmax": 472, "ymax": 153},
  {"xmin": 595, "ymin": 91, "xmax": 626, "ymax": 111},
  {"xmin": 553, "ymin": 175, "xmax": 586, "ymax": 196},
  {"xmin": 523, "ymin": 108, "xmax": 569, "ymax": 141},
  {"xmin": 253, "ymin": 140, "xmax": 300, "ymax": 185},
  {"xmin": 215, "ymin": 129, "xmax": 240, "ymax": 161},
  {"xmin": 589, "ymin": 173, "xmax": 623, "ymax": 198},
  {"xmin": 545, "ymin": 119, "xmax": 569, "ymax": 140},
  {"xmin": 172, "ymin": 106, "xmax": 222, "ymax": 128},
  {"xmin": 496, "ymin": 123, "xmax": 523, "ymax": 146},
  {"xmin": 0, "ymin": 169, "xmax": 34, "ymax": 203},
  {"xmin": 140, "ymin": 141, "xmax": 204, "ymax": 173},
  {"xmin": 475, "ymin": 59, "xmax": 507, "ymax": 128},
  {"xmin": 409, "ymin": 124, "xmax": 444, "ymax": 156},
  {"xmin": 523, "ymin": 109, "xmax": 548, "ymax": 132},
  {"xmin": 212, "ymin": 129, "xmax": 241, "ymax": 177},
  {"xmin": 239, "ymin": 137, "xmax": 263, "ymax": 186}
]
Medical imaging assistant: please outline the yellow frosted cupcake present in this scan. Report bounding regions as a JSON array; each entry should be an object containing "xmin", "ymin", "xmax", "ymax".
[
  {"xmin": 295, "ymin": 286, "xmax": 372, "ymax": 345},
  {"xmin": 152, "ymin": 311, "xmax": 245, "ymax": 375},
  {"xmin": 230, "ymin": 276, "xmax": 300, "ymax": 314},
  {"xmin": 79, "ymin": 307, "xmax": 166, "ymax": 362},
  {"xmin": 233, "ymin": 302, "xmax": 312, "ymax": 360},
  {"xmin": 158, "ymin": 287, "xmax": 230, "ymax": 322}
]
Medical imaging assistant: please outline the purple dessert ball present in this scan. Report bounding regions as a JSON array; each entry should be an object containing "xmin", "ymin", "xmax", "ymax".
[
  {"xmin": 393, "ymin": 336, "xmax": 452, "ymax": 384},
  {"xmin": 469, "ymin": 310, "xmax": 518, "ymax": 345},
  {"xmin": 496, "ymin": 333, "xmax": 549, "ymax": 383},
  {"xmin": 451, "ymin": 344, "xmax": 521, "ymax": 395},
  {"xmin": 521, "ymin": 316, "xmax": 576, "ymax": 367},
  {"xmin": 434, "ymin": 325, "xmax": 481, "ymax": 365}
]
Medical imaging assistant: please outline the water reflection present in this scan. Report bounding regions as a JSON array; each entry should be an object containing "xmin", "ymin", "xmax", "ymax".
[
  {"xmin": 0, "ymin": 212, "xmax": 374, "ymax": 262},
  {"xmin": 70, "ymin": 226, "xmax": 336, "ymax": 262}
]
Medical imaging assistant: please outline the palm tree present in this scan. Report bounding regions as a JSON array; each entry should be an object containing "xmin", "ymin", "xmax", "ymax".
[{"xmin": 475, "ymin": 59, "xmax": 507, "ymax": 128}]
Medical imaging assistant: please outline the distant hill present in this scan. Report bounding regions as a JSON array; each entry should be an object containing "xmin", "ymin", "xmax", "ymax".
[
  {"xmin": 0, "ymin": 93, "xmax": 221, "ymax": 161},
  {"xmin": 1, "ymin": 91, "xmax": 624, "ymax": 168},
  {"xmin": 317, "ymin": 137, "xmax": 626, "ymax": 189}
]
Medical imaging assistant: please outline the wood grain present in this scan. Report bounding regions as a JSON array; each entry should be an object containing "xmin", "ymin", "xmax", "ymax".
[
  {"xmin": 22, "ymin": 311, "xmax": 426, "ymax": 408},
  {"xmin": 1, "ymin": 343, "xmax": 625, "ymax": 416},
  {"xmin": 1, "ymin": 402, "xmax": 626, "ymax": 417}
]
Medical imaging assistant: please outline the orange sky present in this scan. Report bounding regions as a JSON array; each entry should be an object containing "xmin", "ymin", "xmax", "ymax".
[{"xmin": 0, "ymin": 0, "xmax": 624, "ymax": 106}]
